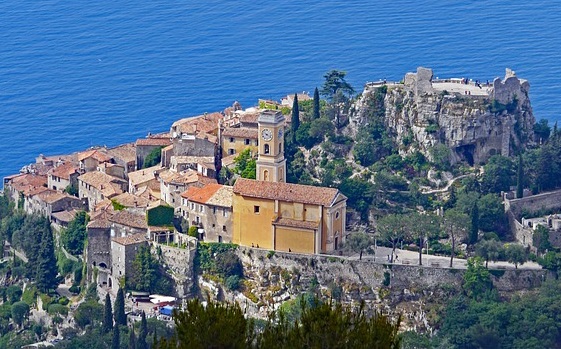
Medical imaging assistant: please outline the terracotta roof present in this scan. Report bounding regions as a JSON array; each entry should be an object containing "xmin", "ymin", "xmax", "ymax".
[
  {"xmin": 221, "ymin": 154, "xmax": 237, "ymax": 167},
  {"xmin": 196, "ymin": 132, "xmax": 218, "ymax": 144},
  {"xmin": 107, "ymin": 143, "xmax": 136, "ymax": 164},
  {"xmin": 87, "ymin": 217, "xmax": 111, "ymax": 229},
  {"xmin": 78, "ymin": 171, "xmax": 126, "ymax": 197},
  {"xmin": 109, "ymin": 210, "xmax": 148, "ymax": 230},
  {"xmin": 128, "ymin": 165, "xmax": 163, "ymax": 186},
  {"xmin": 239, "ymin": 111, "xmax": 260, "ymax": 125},
  {"xmin": 51, "ymin": 209, "xmax": 79, "ymax": 223},
  {"xmin": 233, "ymin": 178, "xmax": 344, "ymax": 207},
  {"xmin": 222, "ymin": 127, "xmax": 258, "ymax": 139},
  {"xmin": 78, "ymin": 149, "xmax": 112, "ymax": 163},
  {"xmin": 181, "ymin": 183, "xmax": 222, "ymax": 204},
  {"xmin": 149, "ymin": 226, "xmax": 171, "ymax": 233},
  {"xmin": 34, "ymin": 189, "xmax": 72, "ymax": 204},
  {"xmin": 171, "ymin": 113, "xmax": 223, "ymax": 135},
  {"xmin": 26, "ymin": 186, "xmax": 49, "ymax": 197},
  {"xmin": 136, "ymin": 138, "xmax": 172, "ymax": 147},
  {"xmin": 7, "ymin": 174, "xmax": 48, "ymax": 195},
  {"xmin": 112, "ymin": 233, "xmax": 148, "ymax": 246},
  {"xmin": 48, "ymin": 162, "xmax": 80, "ymax": 180},
  {"xmin": 159, "ymin": 169, "xmax": 217, "ymax": 186},
  {"xmin": 206, "ymin": 186, "xmax": 233, "ymax": 208},
  {"xmin": 111, "ymin": 192, "xmax": 150, "ymax": 208},
  {"xmin": 273, "ymin": 218, "xmax": 319, "ymax": 230}
]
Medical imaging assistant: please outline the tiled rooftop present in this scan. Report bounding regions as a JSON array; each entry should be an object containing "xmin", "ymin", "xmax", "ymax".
[
  {"xmin": 7, "ymin": 174, "xmax": 48, "ymax": 195},
  {"xmin": 78, "ymin": 171, "xmax": 126, "ymax": 197},
  {"xmin": 159, "ymin": 169, "xmax": 217, "ymax": 186},
  {"xmin": 107, "ymin": 143, "xmax": 137, "ymax": 164},
  {"xmin": 233, "ymin": 178, "xmax": 343, "ymax": 207},
  {"xmin": 112, "ymin": 233, "xmax": 148, "ymax": 246},
  {"xmin": 48, "ymin": 162, "xmax": 80, "ymax": 180},
  {"xmin": 111, "ymin": 192, "xmax": 150, "ymax": 208},
  {"xmin": 128, "ymin": 165, "xmax": 163, "ymax": 186},
  {"xmin": 109, "ymin": 210, "xmax": 148, "ymax": 230},
  {"xmin": 171, "ymin": 112, "xmax": 223, "ymax": 135},
  {"xmin": 51, "ymin": 209, "xmax": 79, "ymax": 223},
  {"xmin": 77, "ymin": 149, "xmax": 112, "ymax": 163},
  {"xmin": 135, "ymin": 138, "xmax": 172, "ymax": 147},
  {"xmin": 222, "ymin": 127, "xmax": 258, "ymax": 139}
]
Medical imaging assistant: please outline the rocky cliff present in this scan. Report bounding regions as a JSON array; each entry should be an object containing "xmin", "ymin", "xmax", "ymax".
[{"xmin": 350, "ymin": 67, "xmax": 535, "ymax": 165}]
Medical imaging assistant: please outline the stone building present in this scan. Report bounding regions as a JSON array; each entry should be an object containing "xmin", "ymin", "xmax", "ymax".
[
  {"xmin": 232, "ymin": 178, "xmax": 347, "ymax": 254},
  {"xmin": 135, "ymin": 135, "xmax": 171, "ymax": 170},
  {"xmin": 25, "ymin": 189, "xmax": 84, "ymax": 218},
  {"xmin": 180, "ymin": 183, "xmax": 233, "ymax": 243},
  {"xmin": 3, "ymin": 173, "xmax": 48, "ymax": 205},
  {"xmin": 77, "ymin": 148, "xmax": 113, "ymax": 173},
  {"xmin": 106, "ymin": 143, "xmax": 137, "ymax": 176},
  {"xmin": 220, "ymin": 127, "xmax": 258, "ymax": 157},
  {"xmin": 78, "ymin": 171, "xmax": 128, "ymax": 211},
  {"xmin": 111, "ymin": 233, "xmax": 148, "ymax": 282},
  {"xmin": 170, "ymin": 113, "xmax": 222, "ymax": 158},
  {"xmin": 128, "ymin": 165, "xmax": 163, "ymax": 194},
  {"xmin": 47, "ymin": 162, "xmax": 81, "ymax": 191},
  {"xmin": 108, "ymin": 210, "xmax": 149, "ymax": 237},
  {"xmin": 158, "ymin": 168, "xmax": 217, "ymax": 209},
  {"xmin": 86, "ymin": 217, "xmax": 112, "ymax": 287}
]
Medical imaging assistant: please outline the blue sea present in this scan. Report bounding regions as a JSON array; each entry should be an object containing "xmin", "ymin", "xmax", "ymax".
[{"xmin": 1, "ymin": 0, "xmax": 561, "ymax": 179}]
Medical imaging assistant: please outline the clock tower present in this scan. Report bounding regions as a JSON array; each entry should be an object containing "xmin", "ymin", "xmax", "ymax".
[{"xmin": 256, "ymin": 110, "xmax": 286, "ymax": 183}]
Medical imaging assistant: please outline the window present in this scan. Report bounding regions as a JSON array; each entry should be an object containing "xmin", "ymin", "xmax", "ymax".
[
  {"xmin": 190, "ymin": 203, "xmax": 194, "ymax": 210},
  {"xmin": 255, "ymin": 140, "xmax": 259, "ymax": 146},
  {"xmin": 212, "ymin": 224, "xmax": 215, "ymax": 228},
  {"xmin": 229, "ymin": 137, "xmax": 234, "ymax": 142},
  {"xmin": 254, "ymin": 205, "xmax": 260, "ymax": 213},
  {"xmin": 218, "ymin": 236, "xmax": 223, "ymax": 243},
  {"xmin": 222, "ymin": 225, "xmax": 226, "ymax": 231},
  {"xmin": 213, "ymin": 207, "xmax": 216, "ymax": 214},
  {"xmin": 199, "ymin": 205, "xmax": 204, "ymax": 213},
  {"xmin": 228, "ymin": 149, "xmax": 235, "ymax": 155},
  {"xmin": 223, "ymin": 208, "xmax": 227, "ymax": 217},
  {"xmin": 264, "ymin": 144, "xmax": 270, "ymax": 154},
  {"xmin": 245, "ymin": 139, "xmax": 250, "ymax": 145},
  {"xmin": 279, "ymin": 143, "xmax": 282, "ymax": 152},
  {"xmin": 335, "ymin": 211, "xmax": 340, "ymax": 219}
]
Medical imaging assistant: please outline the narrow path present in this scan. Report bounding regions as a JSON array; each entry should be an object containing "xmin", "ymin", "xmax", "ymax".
[{"xmin": 421, "ymin": 174, "xmax": 471, "ymax": 194}]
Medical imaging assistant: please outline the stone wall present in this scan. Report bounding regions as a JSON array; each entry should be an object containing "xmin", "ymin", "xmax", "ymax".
[
  {"xmin": 505, "ymin": 188, "xmax": 561, "ymax": 219},
  {"xmin": 151, "ymin": 239, "xmax": 197, "ymax": 298}
]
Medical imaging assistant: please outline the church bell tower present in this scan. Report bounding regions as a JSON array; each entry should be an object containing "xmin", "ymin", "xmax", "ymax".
[{"xmin": 256, "ymin": 110, "xmax": 286, "ymax": 183}]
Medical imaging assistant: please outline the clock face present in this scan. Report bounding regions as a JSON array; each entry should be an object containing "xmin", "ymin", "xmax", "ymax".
[
  {"xmin": 278, "ymin": 128, "xmax": 284, "ymax": 139},
  {"xmin": 262, "ymin": 128, "xmax": 273, "ymax": 141}
]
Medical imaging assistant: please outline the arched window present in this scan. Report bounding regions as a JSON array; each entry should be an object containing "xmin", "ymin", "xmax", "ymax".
[
  {"xmin": 264, "ymin": 144, "xmax": 270, "ymax": 154},
  {"xmin": 264, "ymin": 170, "xmax": 269, "ymax": 181},
  {"xmin": 335, "ymin": 211, "xmax": 340, "ymax": 219}
]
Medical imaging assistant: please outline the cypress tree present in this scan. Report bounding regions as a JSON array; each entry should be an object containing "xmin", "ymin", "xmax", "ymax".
[
  {"xmin": 112, "ymin": 325, "xmax": 120, "ymax": 349},
  {"xmin": 138, "ymin": 311, "xmax": 148, "ymax": 349},
  {"xmin": 516, "ymin": 153, "xmax": 524, "ymax": 199},
  {"xmin": 114, "ymin": 288, "xmax": 127, "ymax": 326},
  {"xmin": 35, "ymin": 224, "xmax": 58, "ymax": 292},
  {"xmin": 469, "ymin": 202, "xmax": 479, "ymax": 245},
  {"xmin": 291, "ymin": 94, "xmax": 300, "ymax": 143},
  {"xmin": 313, "ymin": 87, "xmax": 320, "ymax": 120},
  {"xmin": 103, "ymin": 293, "xmax": 114, "ymax": 333},
  {"xmin": 129, "ymin": 328, "xmax": 136, "ymax": 349},
  {"xmin": 152, "ymin": 328, "xmax": 158, "ymax": 348}
]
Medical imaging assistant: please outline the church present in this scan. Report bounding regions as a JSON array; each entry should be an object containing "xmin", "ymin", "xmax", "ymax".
[{"xmin": 232, "ymin": 110, "xmax": 347, "ymax": 254}]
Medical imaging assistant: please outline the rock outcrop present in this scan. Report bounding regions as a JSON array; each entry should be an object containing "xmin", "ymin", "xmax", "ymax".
[{"xmin": 351, "ymin": 67, "xmax": 535, "ymax": 165}]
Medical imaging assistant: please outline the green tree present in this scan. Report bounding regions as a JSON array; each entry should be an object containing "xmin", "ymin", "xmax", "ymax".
[
  {"xmin": 143, "ymin": 146, "xmax": 163, "ymax": 168},
  {"xmin": 443, "ymin": 209, "xmax": 470, "ymax": 268},
  {"xmin": 480, "ymin": 155, "xmax": 514, "ymax": 194},
  {"xmin": 138, "ymin": 311, "xmax": 148, "ymax": 349},
  {"xmin": 129, "ymin": 245, "xmax": 159, "ymax": 293},
  {"xmin": 344, "ymin": 232, "xmax": 372, "ymax": 260},
  {"xmin": 103, "ymin": 293, "xmax": 113, "ymax": 333},
  {"xmin": 469, "ymin": 201, "xmax": 479, "ymax": 245},
  {"xmin": 291, "ymin": 94, "xmax": 300, "ymax": 143},
  {"xmin": 377, "ymin": 214, "xmax": 408, "ymax": 263},
  {"xmin": 74, "ymin": 300, "xmax": 103, "ymax": 328},
  {"xmin": 516, "ymin": 153, "xmax": 524, "ymax": 199},
  {"xmin": 313, "ymin": 87, "xmax": 321, "ymax": 120},
  {"xmin": 112, "ymin": 325, "xmax": 120, "ymax": 349},
  {"xmin": 129, "ymin": 328, "xmax": 137, "ymax": 349},
  {"xmin": 64, "ymin": 183, "xmax": 79, "ymax": 197},
  {"xmin": 410, "ymin": 213, "xmax": 440, "ymax": 266},
  {"xmin": 114, "ymin": 288, "xmax": 126, "ymax": 326},
  {"xmin": 533, "ymin": 225, "xmax": 551, "ymax": 256},
  {"xmin": 61, "ymin": 211, "xmax": 89, "ymax": 255},
  {"xmin": 475, "ymin": 239, "xmax": 503, "ymax": 268},
  {"xmin": 11, "ymin": 301, "xmax": 29, "ymax": 328},
  {"xmin": 35, "ymin": 225, "xmax": 58, "ymax": 292},
  {"xmin": 320, "ymin": 70, "xmax": 354, "ymax": 100},
  {"xmin": 534, "ymin": 118, "xmax": 551, "ymax": 143},
  {"xmin": 430, "ymin": 143, "xmax": 452, "ymax": 171},
  {"xmin": 463, "ymin": 257, "xmax": 492, "ymax": 300},
  {"xmin": 505, "ymin": 244, "xmax": 527, "ymax": 269},
  {"xmin": 477, "ymin": 194, "xmax": 505, "ymax": 234},
  {"xmin": 233, "ymin": 148, "xmax": 256, "ymax": 179}
]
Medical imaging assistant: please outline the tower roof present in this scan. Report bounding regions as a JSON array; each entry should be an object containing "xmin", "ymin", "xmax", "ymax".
[{"xmin": 258, "ymin": 110, "xmax": 285, "ymax": 124}]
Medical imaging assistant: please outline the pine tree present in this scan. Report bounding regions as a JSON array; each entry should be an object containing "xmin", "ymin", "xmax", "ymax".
[
  {"xmin": 129, "ymin": 328, "xmax": 137, "ymax": 349},
  {"xmin": 103, "ymin": 294, "xmax": 114, "ymax": 333},
  {"xmin": 138, "ymin": 311, "xmax": 148, "ymax": 349},
  {"xmin": 291, "ymin": 94, "xmax": 300, "ymax": 143},
  {"xmin": 469, "ymin": 202, "xmax": 479, "ymax": 245},
  {"xmin": 516, "ymin": 153, "xmax": 524, "ymax": 199},
  {"xmin": 114, "ymin": 288, "xmax": 127, "ymax": 326},
  {"xmin": 35, "ymin": 224, "xmax": 58, "ymax": 292},
  {"xmin": 313, "ymin": 87, "xmax": 320, "ymax": 120},
  {"xmin": 112, "ymin": 325, "xmax": 120, "ymax": 349}
]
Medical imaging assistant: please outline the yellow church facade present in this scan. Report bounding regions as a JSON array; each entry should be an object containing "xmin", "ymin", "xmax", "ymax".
[{"xmin": 232, "ymin": 178, "xmax": 347, "ymax": 254}]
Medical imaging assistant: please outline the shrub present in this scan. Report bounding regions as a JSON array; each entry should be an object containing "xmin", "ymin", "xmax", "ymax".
[
  {"xmin": 58, "ymin": 297, "xmax": 70, "ymax": 306},
  {"xmin": 69, "ymin": 285, "xmax": 80, "ymax": 295},
  {"xmin": 225, "ymin": 275, "xmax": 242, "ymax": 291},
  {"xmin": 383, "ymin": 271, "xmax": 391, "ymax": 287},
  {"xmin": 188, "ymin": 226, "xmax": 198, "ymax": 238},
  {"xmin": 216, "ymin": 251, "xmax": 243, "ymax": 278},
  {"xmin": 267, "ymin": 251, "xmax": 275, "ymax": 259}
]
